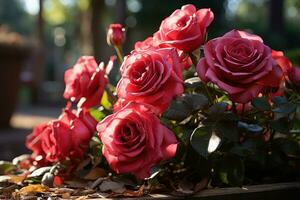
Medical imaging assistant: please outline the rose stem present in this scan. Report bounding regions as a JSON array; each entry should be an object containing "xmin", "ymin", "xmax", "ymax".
[
  {"xmin": 188, "ymin": 52, "xmax": 214, "ymax": 104},
  {"xmin": 114, "ymin": 45, "xmax": 124, "ymax": 63}
]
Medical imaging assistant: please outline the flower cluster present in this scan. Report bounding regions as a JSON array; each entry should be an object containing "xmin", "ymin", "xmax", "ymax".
[{"xmin": 25, "ymin": 4, "xmax": 300, "ymax": 190}]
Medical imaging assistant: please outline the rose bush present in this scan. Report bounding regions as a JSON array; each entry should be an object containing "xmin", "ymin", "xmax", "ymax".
[
  {"xmin": 26, "ymin": 105, "xmax": 97, "ymax": 163},
  {"xmin": 15, "ymin": 4, "xmax": 299, "ymax": 196},
  {"xmin": 153, "ymin": 4, "xmax": 214, "ymax": 52},
  {"xmin": 196, "ymin": 30, "xmax": 283, "ymax": 103},
  {"xmin": 63, "ymin": 56, "xmax": 107, "ymax": 108},
  {"xmin": 97, "ymin": 102, "xmax": 178, "ymax": 179},
  {"xmin": 116, "ymin": 48, "xmax": 184, "ymax": 114}
]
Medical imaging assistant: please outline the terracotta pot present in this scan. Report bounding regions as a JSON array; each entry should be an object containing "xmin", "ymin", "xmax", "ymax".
[{"xmin": 0, "ymin": 42, "xmax": 29, "ymax": 127}]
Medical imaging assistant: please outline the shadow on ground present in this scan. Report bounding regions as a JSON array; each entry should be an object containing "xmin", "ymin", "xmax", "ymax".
[{"xmin": 0, "ymin": 128, "xmax": 31, "ymax": 160}]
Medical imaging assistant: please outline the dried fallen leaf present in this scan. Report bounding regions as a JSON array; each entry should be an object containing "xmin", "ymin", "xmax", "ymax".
[
  {"xmin": 0, "ymin": 175, "xmax": 25, "ymax": 184},
  {"xmin": 12, "ymin": 154, "xmax": 31, "ymax": 165},
  {"xmin": 0, "ymin": 161, "xmax": 17, "ymax": 175},
  {"xmin": 194, "ymin": 177, "xmax": 209, "ymax": 192},
  {"xmin": 109, "ymin": 185, "xmax": 145, "ymax": 198},
  {"xmin": 76, "ymin": 158, "xmax": 91, "ymax": 171},
  {"xmin": 62, "ymin": 192, "xmax": 71, "ymax": 199},
  {"xmin": 18, "ymin": 184, "xmax": 48, "ymax": 196},
  {"xmin": 41, "ymin": 172, "xmax": 54, "ymax": 187},
  {"xmin": 28, "ymin": 167, "xmax": 51, "ymax": 178},
  {"xmin": 122, "ymin": 185, "xmax": 145, "ymax": 197},
  {"xmin": 99, "ymin": 180, "xmax": 126, "ymax": 193},
  {"xmin": 84, "ymin": 167, "xmax": 107, "ymax": 180}
]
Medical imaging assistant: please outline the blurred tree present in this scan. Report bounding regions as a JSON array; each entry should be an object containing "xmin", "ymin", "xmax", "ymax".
[
  {"xmin": 269, "ymin": 0, "xmax": 284, "ymax": 34},
  {"xmin": 91, "ymin": 0, "xmax": 105, "ymax": 61},
  {"xmin": 0, "ymin": 0, "xmax": 32, "ymax": 34}
]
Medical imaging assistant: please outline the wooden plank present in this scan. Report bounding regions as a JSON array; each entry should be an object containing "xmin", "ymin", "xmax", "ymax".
[{"xmin": 97, "ymin": 182, "xmax": 300, "ymax": 200}]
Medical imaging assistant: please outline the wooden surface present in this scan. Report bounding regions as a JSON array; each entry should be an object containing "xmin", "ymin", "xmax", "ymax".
[{"xmin": 100, "ymin": 182, "xmax": 300, "ymax": 200}]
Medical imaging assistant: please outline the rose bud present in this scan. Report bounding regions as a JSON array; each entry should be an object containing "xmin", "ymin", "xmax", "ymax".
[
  {"xmin": 107, "ymin": 24, "xmax": 126, "ymax": 47},
  {"xmin": 289, "ymin": 67, "xmax": 300, "ymax": 86}
]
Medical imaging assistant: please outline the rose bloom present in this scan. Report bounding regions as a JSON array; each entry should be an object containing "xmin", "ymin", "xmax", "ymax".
[
  {"xmin": 97, "ymin": 102, "xmax": 178, "ymax": 179},
  {"xmin": 197, "ymin": 30, "xmax": 283, "ymax": 103},
  {"xmin": 116, "ymin": 48, "xmax": 184, "ymax": 114},
  {"xmin": 26, "ymin": 105, "xmax": 97, "ymax": 163},
  {"xmin": 272, "ymin": 50, "xmax": 292, "ymax": 77},
  {"xmin": 107, "ymin": 24, "xmax": 126, "ymax": 47},
  {"xmin": 135, "ymin": 37, "xmax": 192, "ymax": 69},
  {"xmin": 289, "ymin": 67, "xmax": 300, "ymax": 86},
  {"xmin": 134, "ymin": 37, "xmax": 156, "ymax": 51},
  {"xmin": 153, "ymin": 4, "xmax": 214, "ymax": 52},
  {"xmin": 63, "ymin": 56, "xmax": 107, "ymax": 108}
]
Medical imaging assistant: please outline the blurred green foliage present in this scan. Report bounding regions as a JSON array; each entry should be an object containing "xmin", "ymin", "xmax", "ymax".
[{"xmin": 0, "ymin": 0, "xmax": 300, "ymax": 77}]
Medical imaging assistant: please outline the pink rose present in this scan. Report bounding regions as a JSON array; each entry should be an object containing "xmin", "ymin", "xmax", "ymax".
[
  {"xmin": 134, "ymin": 37, "xmax": 157, "ymax": 51},
  {"xmin": 97, "ymin": 102, "xmax": 178, "ymax": 179},
  {"xmin": 196, "ymin": 30, "xmax": 283, "ymax": 103},
  {"xmin": 63, "ymin": 56, "xmax": 107, "ymax": 108},
  {"xmin": 153, "ymin": 4, "xmax": 214, "ymax": 52},
  {"xmin": 135, "ymin": 37, "xmax": 192, "ymax": 69},
  {"xmin": 26, "ymin": 120, "xmax": 72, "ymax": 163},
  {"xmin": 116, "ymin": 48, "xmax": 184, "ymax": 114},
  {"xmin": 289, "ymin": 67, "xmax": 300, "ymax": 86},
  {"xmin": 26, "ymin": 105, "xmax": 97, "ymax": 163}
]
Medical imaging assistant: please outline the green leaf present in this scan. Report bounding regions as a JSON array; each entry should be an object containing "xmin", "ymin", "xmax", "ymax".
[
  {"xmin": 274, "ymin": 138, "xmax": 300, "ymax": 157},
  {"xmin": 163, "ymin": 94, "xmax": 208, "ymax": 121},
  {"xmin": 101, "ymin": 91, "xmax": 112, "ymax": 109},
  {"xmin": 163, "ymin": 99, "xmax": 191, "ymax": 121},
  {"xmin": 184, "ymin": 77, "xmax": 202, "ymax": 89},
  {"xmin": 214, "ymin": 154, "xmax": 245, "ymax": 186},
  {"xmin": 208, "ymin": 102, "xmax": 228, "ymax": 116},
  {"xmin": 217, "ymin": 120, "xmax": 239, "ymax": 142},
  {"xmin": 183, "ymin": 94, "xmax": 208, "ymax": 111},
  {"xmin": 190, "ymin": 127, "xmax": 221, "ymax": 158},
  {"xmin": 190, "ymin": 127, "xmax": 211, "ymax": 158},
  {"xmin": 237, "ymin": 121, "xmax": 263, "ymax": 134},
  {"xmin": 89, "ymin": 107, "xmax": 106, "ymax": 121},
  {"xmin": 272, "ymin": 96, "xmax": 287, "ymax": 106},
  {"xmin": 230, "ymin": 140, "xmax": 256, "ymax": 157},
  {"xmin": 272, "ymin": 102, "xmax": 297, "ymax": 115},
  {"xmin": 270, "ymin": 118, "xmax": 290, "ymax": 134},
  {"xmin": 252, "ymin": 97, "xmax": 271, "ymax": 111}
]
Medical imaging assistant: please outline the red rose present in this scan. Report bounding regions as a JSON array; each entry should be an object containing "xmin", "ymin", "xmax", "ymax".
[
  {"xmin": 26, "ymin": 105, "xmax": 97, "ymax": 163},
  {"xmin": 272, "ymin": 50, "xmax": 292, "ymax": 77},
  {"xmin": 107, "ymin": 24, "xmax": 126, "ymax": 47},
  {"xmin": 289, "ymin": 67, "xmax": 300, "ymax": 86},
  {"xmin": 116, "ymin": 48, "xmax": 184, "ymax": 114},
  {"xmin": 97, "ymin": 102, "xmax": 178, "ymax": 179},
  {"xmin": 196, "ymin": 30, "xmax": 283, "ymax": 103},
  {"xmin": 153, "ymin": 4, "xmax": 214, "ymax": 52},
  {"xmin": 63, "ymin": 56, "xmax": 107, "ymax": 108}
]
